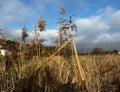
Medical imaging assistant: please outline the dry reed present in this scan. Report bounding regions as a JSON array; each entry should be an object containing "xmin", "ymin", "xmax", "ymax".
[{"xmin": 0, "ymin": 54, "xmax": 120, "ymax": 92}]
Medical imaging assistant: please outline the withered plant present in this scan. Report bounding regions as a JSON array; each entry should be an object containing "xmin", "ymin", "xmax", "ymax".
[{"xmin": 22, "ymin": 25, "xmax": 29, "ymax": 44}]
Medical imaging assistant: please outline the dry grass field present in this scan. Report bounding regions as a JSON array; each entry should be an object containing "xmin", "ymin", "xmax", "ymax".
[{"xmin": 0, "ymin": 55, "xmax": 120, "ymax": 92}]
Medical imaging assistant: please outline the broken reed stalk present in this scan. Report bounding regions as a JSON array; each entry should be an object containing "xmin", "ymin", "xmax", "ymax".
[
  {"xmin": 29, "ymin": 37, "xmax": 85, "ymax": 82},
  {"xmin": 48, "ymin": 37, "xmax": 73, "ymax": 61},
  {"xmin": 72, "ymin": 37, "xmax": 85, "ymax": 81},
  {"xmin": 28, "ymin": 37, "xmax": 74, "ymax": 78}
]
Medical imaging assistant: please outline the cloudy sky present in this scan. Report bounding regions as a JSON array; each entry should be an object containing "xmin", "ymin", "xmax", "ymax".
[{"xmin": 0, "ymin": 0, "xmax": 120, "ymax": 51}]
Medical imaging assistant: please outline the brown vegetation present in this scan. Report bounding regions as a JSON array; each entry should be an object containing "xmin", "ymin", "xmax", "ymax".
[
  {"xmin": 0, "ymin": 7, "xmax": 120, "ymax": 92},
  {"xmin": 0, "ymin": 55, "xmax": 120, "ymax": 92}
]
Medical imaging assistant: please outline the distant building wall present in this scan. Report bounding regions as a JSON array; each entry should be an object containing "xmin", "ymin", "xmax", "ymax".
[
  {"xmin": 118, "ymin": 52, "xmax": 120, "ymax": 54},
  {"xmin": 0, "ymin": 49, "xmax": 12, "ymax": 56},
  {"xmin": 0, "ymin": 49, "xmax": 6, "ymax": 56}
]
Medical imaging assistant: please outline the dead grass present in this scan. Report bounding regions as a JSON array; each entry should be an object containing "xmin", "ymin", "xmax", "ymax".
[{"xmin": 0, "ymin": 55, "xmax": 120, "ymax": 92}]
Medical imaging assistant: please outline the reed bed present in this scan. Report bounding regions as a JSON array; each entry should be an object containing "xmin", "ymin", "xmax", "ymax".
[{"xmin": 0, "ymin": 55, "xmax": 120, "ymax": 92}]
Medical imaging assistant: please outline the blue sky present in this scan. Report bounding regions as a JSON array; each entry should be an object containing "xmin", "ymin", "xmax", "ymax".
[{"xmin": 0, "ymin": 0, "xmax": 120, "ymax": 50}]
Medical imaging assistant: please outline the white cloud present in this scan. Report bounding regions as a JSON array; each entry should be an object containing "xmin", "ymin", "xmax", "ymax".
[
  {"xmin": 97, "ymin": 6, "xmax": 120, "ymax": 33},
  {"xmin": 1, "ymin": 26, "xmax": 58, "ymax": 46},
  {"xmin": 76, "ymin": 16, "xmax": 108, "ymax": 34},
  {"xmin": 29, "ymin": 29, "xmax": 58, "ymax": 46},
  {"xmin": 1, "ymin": 5, "xmax": 120, "ymax": 50},
  {"xmin": 40, "ymin": 30, "xmax": 58, "ymax": 40},
  {"xmin": 75, "ymin": 6, "xmax": 120, "ymax": 50},
  {"xmin": 93, "ymin": 33, "xmax": 120, "ymax": 44},
  {"xmin": 0, "ymin": 0, "xmax": 33, "ymax": 25},
  {"xmin": 97, "ymin": 6, "xmax": 115, "ymax": 17},
  {"xmin": 75, "ymin": 16, "xmax": 108, "ymax": 44},
  {"xmin": 0, "ymin": 26, "xmax": 21, "ymax": 40},
  {"xmin": 110, "ymin": 11, "xmax": 120, "ymax": 32},
  {"xmin": 26, "ymin": 0, "xmax": 61, "ymax": 15}
]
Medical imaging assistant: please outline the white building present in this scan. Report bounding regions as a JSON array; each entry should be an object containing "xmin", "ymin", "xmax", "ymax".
[
  {"xmin": 0, "ymin": 45, "xmax": 12, "ymax": 56},
  {"xmin": 0, "ymin": 49, "xmax": 6, "ymax": 56}
]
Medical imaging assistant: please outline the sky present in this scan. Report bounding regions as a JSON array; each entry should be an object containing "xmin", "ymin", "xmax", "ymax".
[{"xmin": 0, "ymin": 0, "xmax": 120, "ymax": 51}]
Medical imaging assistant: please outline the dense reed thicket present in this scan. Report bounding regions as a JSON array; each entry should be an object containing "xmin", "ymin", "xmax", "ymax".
[{"xmin": 0, "ymin": 55, "xmax": 120, "ymax": 92}]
